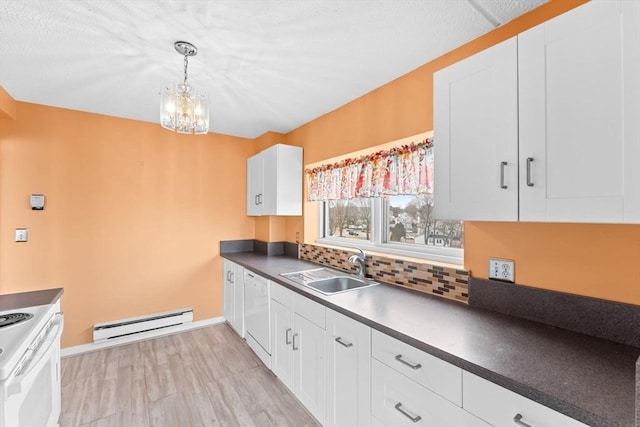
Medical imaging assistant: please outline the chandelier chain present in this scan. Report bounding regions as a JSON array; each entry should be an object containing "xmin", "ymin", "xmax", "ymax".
[{"xmin": 183, "ymin": 54, "xmax": 189, "ymax": 84}]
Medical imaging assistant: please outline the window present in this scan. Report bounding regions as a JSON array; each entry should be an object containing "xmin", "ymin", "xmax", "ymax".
[
  {"xmin": 320, "ymin": 196, "xmax": 463, "ymax": 264},
  {"xmin": 311, "ymin": 135, "xmax": 463, "ymax": 264}
]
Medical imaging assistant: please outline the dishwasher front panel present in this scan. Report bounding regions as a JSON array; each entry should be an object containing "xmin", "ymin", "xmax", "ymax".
[{"xmin": 244, "ymin": 271, "xmax": 271, "ymax": 354}]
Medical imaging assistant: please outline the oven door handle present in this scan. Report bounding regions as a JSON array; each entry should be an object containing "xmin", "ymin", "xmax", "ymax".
[{"xmin": 7, "ymin": 312, "xmax": 63, "ymax": 397}]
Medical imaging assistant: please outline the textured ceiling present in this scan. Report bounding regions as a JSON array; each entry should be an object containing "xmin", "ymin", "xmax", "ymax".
[{"xmin": 0, "ymin": 0, "xmax": 546, "ymax": 139}]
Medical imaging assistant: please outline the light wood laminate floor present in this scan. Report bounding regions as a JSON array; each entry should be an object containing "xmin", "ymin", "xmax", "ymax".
[{"xmin": 60, "ymin": 323, "xmax": 319, "ymax": 427}]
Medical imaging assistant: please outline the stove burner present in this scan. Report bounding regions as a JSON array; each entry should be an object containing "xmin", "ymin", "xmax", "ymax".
[{"xmin": 0, "ymin": 312, "xmax": 33, "ymax": 328}]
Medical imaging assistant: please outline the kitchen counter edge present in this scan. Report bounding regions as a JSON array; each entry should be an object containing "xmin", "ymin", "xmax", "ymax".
[{"xmin": 0, "ymin": 288, "xmax": 64, "ymax": 311}]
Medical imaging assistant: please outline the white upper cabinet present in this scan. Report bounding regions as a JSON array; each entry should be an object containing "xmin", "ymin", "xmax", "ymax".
[
  {"xmin": 246, "ymin": 153, "xmax": 264, "ymax": 216},
  {"xmin": 434, "ymin": 0, "xmax": 640, "ymax": 223},
  {"xmin": 246, "ymin": 143, "xmax": 303, "ymax": 216},
  {"xmin": 519, "ymin": 0, "xmax": 640, "ymax": 223},
  {"xmin": 434, "ymin": 37, "xmax": 519, "ymax": 221}
]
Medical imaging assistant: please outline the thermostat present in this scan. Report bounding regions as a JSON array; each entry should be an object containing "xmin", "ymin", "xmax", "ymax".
[{"xmin": 30, "ymin": 194, "xmax": 45, "ymax": 210}]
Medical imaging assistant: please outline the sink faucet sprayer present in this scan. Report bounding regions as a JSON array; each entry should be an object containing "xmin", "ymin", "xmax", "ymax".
[{"xmin": 348, "ymin": 248, "xmax": 367, "ymax": 278}]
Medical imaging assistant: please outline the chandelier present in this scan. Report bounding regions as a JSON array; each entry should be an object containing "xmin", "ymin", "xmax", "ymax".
[{"xmin": 160, "ymin": 41, "xmax": 209, "ymax": 134}]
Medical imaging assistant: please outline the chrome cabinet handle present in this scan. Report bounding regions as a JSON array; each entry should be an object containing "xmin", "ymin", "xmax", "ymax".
[
  {"xmin": 292, "ymin": 333, "xmax": 299, "ymax": 351},
  {"xmin": 254, "ymin": 194, "xmax": 259, "ymax": 206},
  {"xmin": 394, "ymin": 403, "xmax": 421, "ymax": 423},
  {"xmin": 395, "ymin": 354, "xmax": 422, "ymax": 370},
  {"xmin": 285, "ymin": 328, "xmax": 292, "ymax": 345},
  {"xmin": 513, "ymin": 414, "xmax": 532, "ymax": 427},
  {"xmin": 500, "ymin": 161, "xmax": 508, "ymax": 189},
  {"xmin": 526, "ymin": 157, "xmax": 534, "ymax": 187},
  {"xmin": 230, "ymin": 272, "xmax": 234, "ymax": 283},
  {"xmin": 335, "ymin": 336, "xmax": 353, "ymax": 348},
  {"xmin": 226, "ymin": 271, "xmax": 231, "ymax": 281}
]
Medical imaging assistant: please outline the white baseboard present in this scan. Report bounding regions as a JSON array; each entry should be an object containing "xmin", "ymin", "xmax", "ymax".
[{"xmin": 61, "ymin": 316, "xmax": 226, "ymax": 358}]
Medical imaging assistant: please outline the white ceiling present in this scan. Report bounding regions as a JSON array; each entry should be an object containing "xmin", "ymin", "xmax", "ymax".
[{"xmin": 0, "ymin": 0, "xmax": 546, "ymax": 139}]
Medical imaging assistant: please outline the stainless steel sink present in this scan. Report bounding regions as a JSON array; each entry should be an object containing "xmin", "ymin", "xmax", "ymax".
[
  {"xmin": 280, "ymin": 268, "xmax": 379, "ymax": 295},
  {"xmin": 304, "ymin": 276, "xmax": 377, "ymax": 294}
]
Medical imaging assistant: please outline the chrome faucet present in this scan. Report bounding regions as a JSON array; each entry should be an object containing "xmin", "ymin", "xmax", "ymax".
[{"xmin": 348, "ymin": 248, "xmax": 367, "ymax": 278}]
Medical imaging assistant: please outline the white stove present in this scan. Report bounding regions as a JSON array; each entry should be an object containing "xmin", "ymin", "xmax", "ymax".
[
  {"xmin": 0, "ymin": 301, "xmax": 63, "ymax": 427},
  {"xmin": 0, "ymin": 304, "xmax": 52, "ymax": 381}
]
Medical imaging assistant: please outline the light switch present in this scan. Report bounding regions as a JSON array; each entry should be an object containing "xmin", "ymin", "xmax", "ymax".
[{"xmin": 15, "ymin": 228, "xmax": 28, "ymax": 242}]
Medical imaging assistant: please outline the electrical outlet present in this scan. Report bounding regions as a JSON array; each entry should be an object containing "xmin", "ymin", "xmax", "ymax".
[
  {"xmin": 488, "ymin": 258, "xmax": 514, "ymax": 282},
  {"xmin": 15, "ymin": 228, "xmax": 28, "ymax": 242}
]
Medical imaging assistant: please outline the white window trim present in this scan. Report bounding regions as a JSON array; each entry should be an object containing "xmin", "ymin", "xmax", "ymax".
[{"xmin": 317, "ymin": 201, "xmax": 464, "ymax": 266}]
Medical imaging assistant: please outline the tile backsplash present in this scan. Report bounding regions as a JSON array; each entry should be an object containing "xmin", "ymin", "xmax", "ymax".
[{"xmin": 300, "ymin": 243, "xmax": 469, "ymax": 303}]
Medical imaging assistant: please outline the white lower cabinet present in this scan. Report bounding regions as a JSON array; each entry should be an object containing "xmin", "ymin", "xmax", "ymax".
[
  {"xmin": 271, "ymin": 297, "xmax": 295, "ymax": 389},
  {"xmin": 462, "ymin": 371, "xmax": 588, "ymax": 427},
  {"xmin": 325, "ymin": 309, "xmax": 371, "ymax": 427},
  {"xmin": 294, "ymin": 313, "xmax": 326, "ymax": 423},
  {"xmin": 270, "ymin": 283, "xmax": 326, "ymax": 425},
  {"xmin": 223, "ymin": 259, "xmax": 244, "ymax": 337},
  {"xmin": 371, "ymin": 359, "xmax": 489, "ymax": 427},
  {"xmin": 267, "ymin": 281, "xmax": 590, "ymax": 427}
]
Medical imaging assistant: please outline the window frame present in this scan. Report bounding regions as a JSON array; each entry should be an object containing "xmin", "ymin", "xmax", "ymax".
[{"xmin": 317, "ymin": 198, "xmax": 464, "ymax": 265}]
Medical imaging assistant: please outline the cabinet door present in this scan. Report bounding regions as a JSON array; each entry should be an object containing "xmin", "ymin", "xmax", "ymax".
[
  {"xmin": 325, "ymin": 309, "xmax": 371, "ymax": 427},
  {"xmin": 246, "ymin": 153, "xmax": 263, "ymax": 216},
  {"xmin": 223, "ymin": 260, "xmax": 235, "ymax": 328},
  {"xmin": 231, "ymin": 263, "xmax": 244, "ymax": 337},
  {"xmin": 261, "ymin": 145, "xmax": 278, "ymax": 215},
  {"xmin": 519, "ymin": 0, "xmax": 640, "ymax": 223},
  {"xmin": 434, "ymin": 37, "xmax": 518, "ymax": 221},
  {"xmin": 271, "ymin": 298, "xmax": 294, "ymax": 391},
  {"xmin": 261, "ymin": 144, "xmax": 303, "ymax": 216},
  {"xmin": 294, "ymin": 313, "xmax": 326, "ymax": 425}
]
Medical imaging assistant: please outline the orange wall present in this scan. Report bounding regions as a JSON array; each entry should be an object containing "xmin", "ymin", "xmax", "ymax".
[
  {"xmin": 465, "ymin": 223, "xmax": 640, "ymax": 304},
  {"xmin": 0, "ymin": 102, "xmax": 255, "ymax": 347},
  {"xmin": 288, "ymin": 0, "xmax": 640, "ymax": 305}
]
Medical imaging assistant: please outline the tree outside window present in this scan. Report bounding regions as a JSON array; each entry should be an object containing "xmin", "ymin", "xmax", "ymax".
[{"xmin": 327, "ymin": 200, "xmax": 371, "ymax": 241}]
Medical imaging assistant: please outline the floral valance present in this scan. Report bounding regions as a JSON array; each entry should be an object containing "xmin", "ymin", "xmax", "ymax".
[{"xmin": 306, "ymin": 138, "xmax": 433, "ymax": 201}]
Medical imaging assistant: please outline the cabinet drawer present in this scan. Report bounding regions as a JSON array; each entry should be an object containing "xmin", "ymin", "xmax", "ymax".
[
  {"xmin": 463, "ymin": 371, "xmax": 588, "ymax": 427},
  {"xmin": 371, "ymin": 329, "xmax": 462, "ymax": 405},
  {"xmin": 372, "ymin": 359, "xmax": 489, "ymax": 427},
  {"xmin": 271, "ymin": 281, "xmax": 295, "ymax": 307},
  {"xmin": 294, "ymin": 293, "xmax": 325, "ymax": 329}
]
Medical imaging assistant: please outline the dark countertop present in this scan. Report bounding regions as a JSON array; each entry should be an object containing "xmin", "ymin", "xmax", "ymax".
[
  {"xmin": 223, "ymin": 252, "xmax": 640, "ymax": 427},
  {"xmin": 0, "ymin": 288, "xmax": 64, "ymax": 311}
]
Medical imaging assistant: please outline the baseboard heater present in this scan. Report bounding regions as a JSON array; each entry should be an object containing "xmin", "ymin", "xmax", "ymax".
[{"xmin": 93, "ymin": 307, "xmax": 194, "ymax": 342}]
